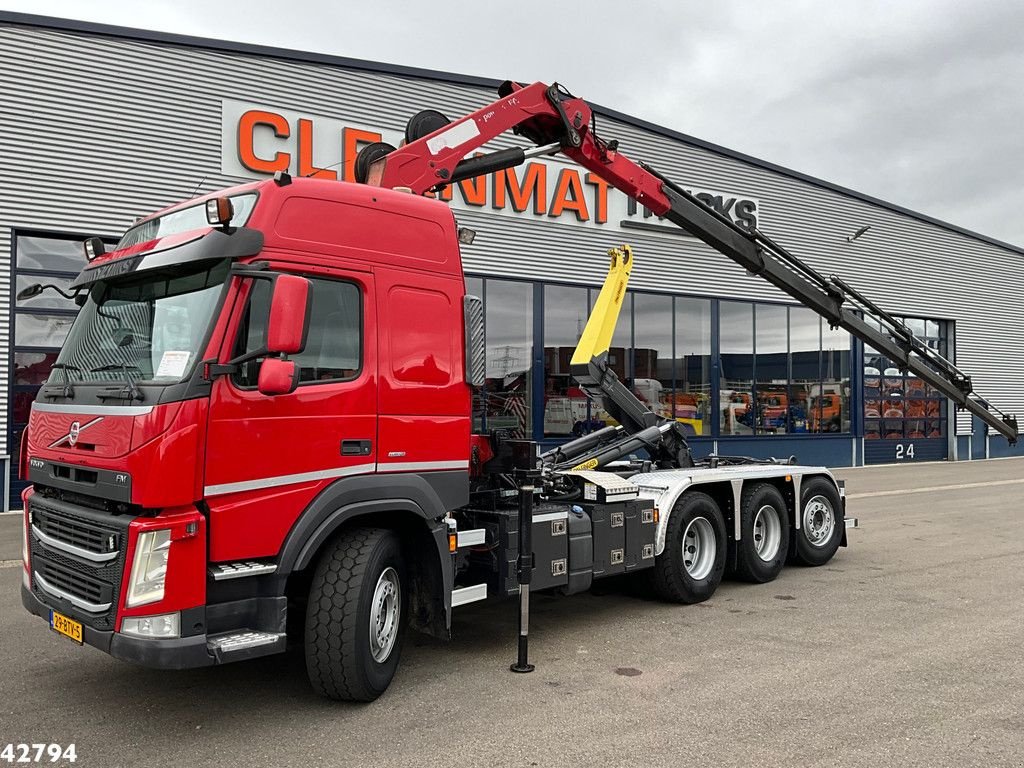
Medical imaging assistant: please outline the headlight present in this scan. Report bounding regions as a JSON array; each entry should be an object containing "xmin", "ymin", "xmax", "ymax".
[
  {"xmin": 121, "ymin": 612, "xmax": 180, "ymax": 639},
  {"xmin": 127, "ymin": 529, "xmax": 171, "ymax": 607}
]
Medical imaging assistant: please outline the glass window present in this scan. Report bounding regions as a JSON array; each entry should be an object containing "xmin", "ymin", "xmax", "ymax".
[
  {"xmin": 755, "ymin": 304, "xmax": 788, "ymax": 434},
  {"xmin": 675, "ymin": 297, "xmax": 712, "ymax": 436},
  {"xmin": 54, "ymin": 260, "xmax": 230, "ymax": 384},
  {"xmin": 117, "ymin": 193, "xmax": 258, "ymax": 249},
  {"xmin": 720, "ymin": 302, "xmax": 850, "ymax": 438},
  {"xmin": 16, "ymin": 313, "xmax": 75, "ymax": 348},
  {"xmin": 790, "ymin": 309, "xmax": 820, "ymax": 434},
  {"xmin": 544, "ymin": 285, "xmax": 590, "ymax": 436},
  {"xmin": 863, "ymin": 315, "xmax": 944, "ymax": 440},
  {"xmin": 232, "ymin": 276, "xmax": 362, "ymax": 387},
  {"xmin": 820, "ymin": 321, "xmax": 851, "ymax": 434},
  {"xmin": 15, "ymin": 275, "xmax": 78, "ymax": 310},
  {"xmin": 720, "ymin": 301, "xmax": 754, "ymax": 435},
  {"xmin": 485, "ymin": 280, "xmax": 533, "ymax": 438},
  {"xmin": 16, "ymin": 234, "xmax": 87, "ymax": 272},
  {"xmin": 634, "ymin": 293, "xmax": 673, "ymax": 431},
  {"xmin": 904, "ymin": 317, "xmax": 926, "ymax": 336},
  {"xmin": 15, "ymin": 351, "xmax": 60, "ymax": 385},
  {"xmin": 863, "ymin": 344, "xmax": 884, "ymax": 439}
]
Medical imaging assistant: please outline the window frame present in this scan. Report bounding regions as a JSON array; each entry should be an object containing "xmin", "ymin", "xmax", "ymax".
[{"xmin": 228, "ymin": 273, "xmax": 365, "ymax": 391}]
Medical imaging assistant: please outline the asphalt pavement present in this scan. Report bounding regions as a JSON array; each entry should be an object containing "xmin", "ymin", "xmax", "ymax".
[{"xmin": 1, "ymin": 458, "xmax": 1022, "ymax": 767}]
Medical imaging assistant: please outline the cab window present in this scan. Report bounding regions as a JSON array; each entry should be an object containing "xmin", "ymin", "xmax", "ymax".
[{"xmin": 232, "ymin": 276, "xmax": 361, "ymax": 387}]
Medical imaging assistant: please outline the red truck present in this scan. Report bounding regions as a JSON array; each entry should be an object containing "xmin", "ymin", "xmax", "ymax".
[{"xmin": 18, "ymin": 80, "xmax": 1016, "ymax": 701}]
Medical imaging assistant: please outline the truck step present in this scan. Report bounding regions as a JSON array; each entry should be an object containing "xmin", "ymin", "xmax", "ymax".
[
  {"xmin": 207, "ymin": 630, "xmax": 286, "ymax": 663},
  {"xmin": 456, "ymin": 528, "xmax": 486, "ymax": 547},
  {"xmin": 451, "ymin": 583, "xmax": 487, "ymax": 607},
  {"xmin": 209, "ymin": 561, "xmax": 278, "ymax": 580},
  {"xmin": 845, "ymin": 517, "xmax": 859, "ymax": 529}
]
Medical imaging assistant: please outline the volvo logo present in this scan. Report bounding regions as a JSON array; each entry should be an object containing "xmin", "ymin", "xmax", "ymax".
[{"xmin": 47, "ymin": 416, "xmax": 104, "ymax": 449}]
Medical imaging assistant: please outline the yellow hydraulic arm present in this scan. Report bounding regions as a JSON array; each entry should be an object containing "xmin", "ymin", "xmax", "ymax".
[{"xmin": 571, "ymin": 245, "xmax": 634, "ymax": 368}]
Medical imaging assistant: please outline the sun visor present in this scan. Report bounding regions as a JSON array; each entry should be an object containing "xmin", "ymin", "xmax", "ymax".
[{"xmin": 70, "ymin": 227, "xmax": 264, "ymax": 289}]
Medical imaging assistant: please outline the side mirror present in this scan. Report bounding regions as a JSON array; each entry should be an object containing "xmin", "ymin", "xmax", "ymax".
[
  {"xmin": 16, "ymin": 283, "xmax": 44, "ymax": 301},
  {"xmin": 266, "ymin": 274, "xmax": 311, "ymax": 355},
  {"xmin": 258, "ymin": 357, "xmax": 299, "ymax": 396}
]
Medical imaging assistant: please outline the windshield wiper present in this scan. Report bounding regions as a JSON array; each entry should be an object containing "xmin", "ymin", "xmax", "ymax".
[
  {"xmin": 45, "ymin": 362, "xmax": 82, "ymax": 398},
  {"xmin": 90, "ymin": 363, "xmax": 145, "ymax": 402}
]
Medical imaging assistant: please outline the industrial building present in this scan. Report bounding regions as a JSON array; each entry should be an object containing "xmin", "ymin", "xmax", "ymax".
[{"xmin": 2, "ymin": 12, "xmax": 1021, "ymax": 508}]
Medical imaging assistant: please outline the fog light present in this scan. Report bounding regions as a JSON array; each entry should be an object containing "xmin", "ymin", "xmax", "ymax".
[
  {"xmin": 121, "ymin": 612, "xmax": 180, "ymax": 639},
  {"xmin": 127, "ymin": 529, "xmax": 171, "ymax": 607}
]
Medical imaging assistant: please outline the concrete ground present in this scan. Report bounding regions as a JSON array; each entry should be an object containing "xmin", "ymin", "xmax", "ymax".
[{"xmin": 1, "ymin": 458, "xmax": 1023, "ymax": 767}]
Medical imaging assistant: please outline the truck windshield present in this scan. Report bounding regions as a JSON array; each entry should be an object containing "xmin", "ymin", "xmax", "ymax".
[
  {"xmin": 51, "ymin": 259, "xmax": 230, "ymax": 385},
  {"xmin": 116, "ymin": 193, "xmax": 257, "ymax": 249}
]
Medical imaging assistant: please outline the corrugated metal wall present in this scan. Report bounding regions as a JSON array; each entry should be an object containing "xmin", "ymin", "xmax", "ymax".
[{"xmin": 1, "ymin": 21, "xmax": 1021, "ymax": 447}]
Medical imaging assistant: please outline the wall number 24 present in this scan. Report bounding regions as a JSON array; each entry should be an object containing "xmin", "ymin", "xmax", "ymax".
[{"xmin": 895, "ymin": 443, "xmax": 916, "ymax": 460}]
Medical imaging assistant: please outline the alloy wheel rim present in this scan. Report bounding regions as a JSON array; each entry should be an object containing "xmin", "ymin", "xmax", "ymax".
[
  {"xmin": 803, "ymin": 495, "xmax": 835, "ymax": 547},
  {"xmin": 369, "ymin": 567, "xmax": 401, "ymax": 663},
  {"xmin": 752, "ymin": 504, "xmax": 782, "ymax": 561},
  {"xmin": 682, "ymin": 517, "xmax": 716, "ymax": 580}
]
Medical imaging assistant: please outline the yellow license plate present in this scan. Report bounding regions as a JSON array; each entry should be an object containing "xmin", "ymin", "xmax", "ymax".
[{"xmin": 50, "ymin": 610, "xmax": 83, "ymax": 644}]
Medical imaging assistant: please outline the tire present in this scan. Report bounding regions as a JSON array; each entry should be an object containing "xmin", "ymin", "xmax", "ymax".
[
  {"xmin": 734, "ymin": 483, "xmax": 790, "ymax": 583},
  {"xmin": 650, "ymin": 491, "xmax": 727, "ymax": 603},
  {"xmin": 304, "ymin": 527, "xmax": 407, "ymax": 702},
  {"xmin": 794, "ymin": 478, "xmax": 844, "ymax": 566}
]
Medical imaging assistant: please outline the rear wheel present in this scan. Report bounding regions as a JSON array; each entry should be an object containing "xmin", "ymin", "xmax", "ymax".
[
  {"xmin": 734, "ymin": 483, "xmax": 790, "ymax": 583},
  {"xmin": 650, "ymin": 491, "xmax": 727, "ymax": 603},
  {"xmin": 304, "ymin": 527, "xmax": 407, "ymax": 702},
  {"xmin": 794, "ymin": 478, "xmax": 844, "ymax": 566}
]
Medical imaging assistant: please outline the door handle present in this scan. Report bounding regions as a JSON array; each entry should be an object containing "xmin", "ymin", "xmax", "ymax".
[{"xmin": 341, "ymin": 439, "xmax": 372, "ymax": 456}]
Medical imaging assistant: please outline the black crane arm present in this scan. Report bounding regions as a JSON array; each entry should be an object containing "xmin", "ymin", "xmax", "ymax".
[{"xmin": 651, "ymin": 167, "xmax": 1018, "ymax": 444}]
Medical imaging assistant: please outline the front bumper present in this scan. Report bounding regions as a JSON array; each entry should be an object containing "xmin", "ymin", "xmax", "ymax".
[{"xmin": 22, "ymin": 584, "xmax": 213, "ymax": 670}]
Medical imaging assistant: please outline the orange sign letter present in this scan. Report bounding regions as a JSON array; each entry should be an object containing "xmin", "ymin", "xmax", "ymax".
[
  {"xmin": 237, "ymin": 110, "xmax": 290, "ymax": 174},
  {"xmin": 297, "ymin": 118, "xmax": 338, "ymax": 180}
]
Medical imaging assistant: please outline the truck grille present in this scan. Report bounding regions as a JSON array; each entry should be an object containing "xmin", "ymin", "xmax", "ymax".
[
  {"xmin": 34, "ymin": 555, "xmax": 113, "ymax": 608},
  {"xmin": 28, "ymin": 496, "xmax": 131, "ymax": 631},
  {"xmin": 34, "ymin": 505, "xmax": 117, "ymax": 556}
]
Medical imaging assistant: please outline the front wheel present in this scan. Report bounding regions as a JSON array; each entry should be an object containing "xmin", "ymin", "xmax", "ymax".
[
  {"xmin": 305, "ymin": 527, "xmax": 407, "ymax": 702},
  {"xmin": 650, "ymin": 491, "xmax": 727, "ymax": 603}
]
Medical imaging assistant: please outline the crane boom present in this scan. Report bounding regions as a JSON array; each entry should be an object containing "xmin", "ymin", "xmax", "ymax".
[{"xmin": 363, "ymin": 80, "xmax": 1018, "ymax": 446}]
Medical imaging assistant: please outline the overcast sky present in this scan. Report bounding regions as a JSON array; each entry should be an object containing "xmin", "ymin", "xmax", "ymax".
[{"xmin": 5, "ymin": 0, "xmax": 1022, "ymax": 247}]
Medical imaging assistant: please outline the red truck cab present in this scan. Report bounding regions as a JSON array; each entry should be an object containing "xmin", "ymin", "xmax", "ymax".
[{"xmin": 21, "ymin": 176, "xmax": 471, "ymax": 678}]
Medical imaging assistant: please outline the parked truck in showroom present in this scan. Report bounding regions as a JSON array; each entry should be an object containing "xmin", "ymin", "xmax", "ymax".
[{"xmin": 18, "ymin": 80, "xmax": 1017, "ymax": 701}]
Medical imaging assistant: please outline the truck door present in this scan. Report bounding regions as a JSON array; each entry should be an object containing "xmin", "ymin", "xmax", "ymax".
[{"xmin": 203, "ymin": 267, "xmax": 376, "ymax": 562}]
